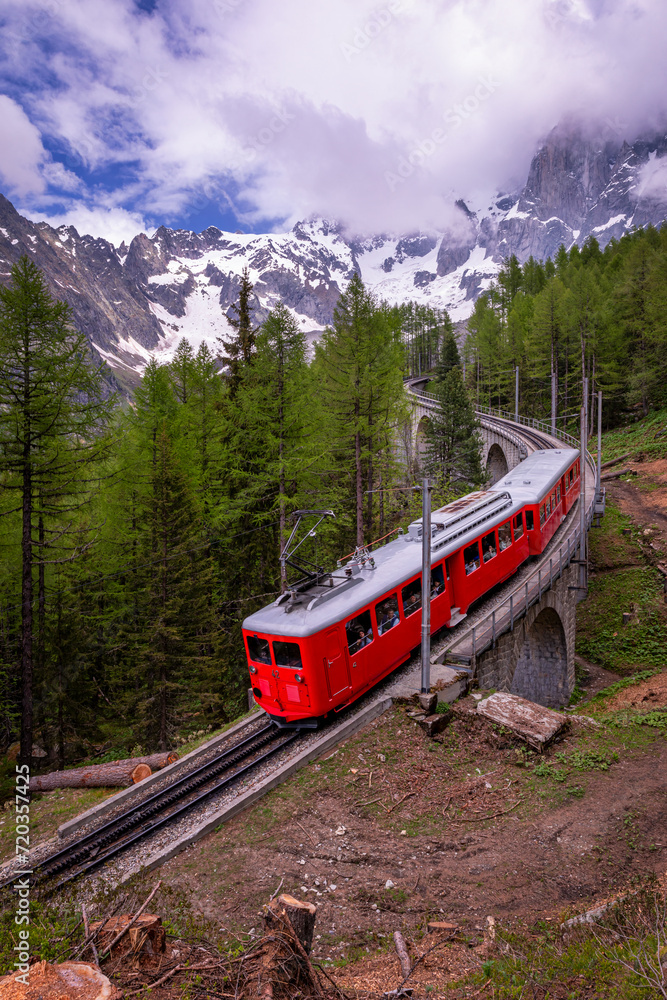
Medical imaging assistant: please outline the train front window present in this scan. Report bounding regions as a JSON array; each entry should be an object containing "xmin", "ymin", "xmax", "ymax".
[
  {"xmin": 247, "ymin": 635, "xmax": 271, "ymax": 664},
  {"xmin": 431, "ymin": 564, "xmax": 445, "ymax": 597},
  {"xmin": 346, "ymin": 610, "xmax": 374, "ymax": 653},
  {"xmin": 273, "ymin": 641, "xmax": 302, "ymax": 669},
  {"xmin": 526, "ymin": 510, "xmax": 534, "ymax": 531},
  {"xmin": 498, "ymin": 522, "xmax": 512, "ymax": 551},
  {"xmin": 401, "ymin": 578, "xmax": 422, "ymax": 616},
  {"xmin": 513, "ymin": 512, "xmax": 524, "ymax": 539},
  {"xmin": 482, "ymin": 532, "xmax": 497, "ymax": 563},
  {"xmin": 464, "ymin": 542, "xmax": 480, "ymax": 575},
  {"xmin": 376, "ymin": 594, "xmax": 400, "ymax": 635}
]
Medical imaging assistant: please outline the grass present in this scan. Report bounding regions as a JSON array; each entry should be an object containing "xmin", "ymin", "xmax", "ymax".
[
  {"xmin": 0, "ymin": 785, "xmax": 111, "ymax": 865},
  {"xmin": 576, "ymin": 502, "xmax": 667, "ymax": 674},
  {"xmin": 598, "ymin": 406, "xmax": 667, "ymax": 463}
]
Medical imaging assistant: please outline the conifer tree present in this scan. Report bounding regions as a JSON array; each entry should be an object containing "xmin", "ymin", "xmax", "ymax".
[
  {"xmin": 218, "ymin": 267, "xmax": 257, "ymax": 395},
  {"xmin": 0, "ymin": 257, "xmax": 112, "ymax": 764},
  {"xmin": 424, "ymin": 366, "xmax": 484, "ymax": 493},
  {"xmin": 313, "ymin": 275, "xmax": 405, "ymax": 547}
]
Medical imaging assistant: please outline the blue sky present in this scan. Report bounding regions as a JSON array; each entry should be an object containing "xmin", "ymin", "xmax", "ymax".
[{"xmin": 0, "ymin": 0, "xmax": 665, "ymax": 246}]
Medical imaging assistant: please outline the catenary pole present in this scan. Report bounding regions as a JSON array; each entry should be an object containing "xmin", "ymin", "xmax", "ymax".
[
  {"xmin": 597, "ymin": 390, "xmax": 602, "ymax": 498},
  {"xmin": 551, "ymin": 371, "xmax": 557, "ymax": 436},
  {"xmin": 579, "ymin": 378, "xmax": 588, "ymax": 592},
  {"xmin": 514, "ymin": 366, "xmax": 519, "ymax": 423},
  {"xmin": 420, "ymin": 477, "xmax": 431, "ymax": 694}
]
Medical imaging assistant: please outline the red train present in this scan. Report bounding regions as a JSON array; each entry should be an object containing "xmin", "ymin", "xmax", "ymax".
[{"xmin": 242, "ymin": 448, "xmax": 580, "ymax": 727}]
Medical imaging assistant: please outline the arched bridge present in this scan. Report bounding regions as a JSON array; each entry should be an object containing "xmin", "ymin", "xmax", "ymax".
[
  {"xmin": 405, "ymin": 381, "xmax": 601, "ymax": 709},
  {"xmin": 408, "ymin": 379, "xmax": 528, "ymax": 483}
]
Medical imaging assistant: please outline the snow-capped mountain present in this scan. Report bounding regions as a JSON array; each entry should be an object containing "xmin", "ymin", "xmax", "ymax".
[{"xmin": 0, "ymin": 121, "xmax": 665, "ymax": 387}]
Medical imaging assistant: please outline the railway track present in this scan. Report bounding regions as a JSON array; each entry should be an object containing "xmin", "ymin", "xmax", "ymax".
[{"xmin": 4, "ymin": 721, "xmax": 302, "ymax": 892}]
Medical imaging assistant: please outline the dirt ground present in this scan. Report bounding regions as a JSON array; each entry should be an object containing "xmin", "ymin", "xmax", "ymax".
[
  {"xmin": 143, "ymin": 690, "xmax": 666, "ymax": 992},
  {"xmin": 606, "ymin": 457, "xmax": 667, "ymax": 562}
]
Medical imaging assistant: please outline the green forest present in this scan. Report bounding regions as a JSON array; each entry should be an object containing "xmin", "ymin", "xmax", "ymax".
[
  {"xmin": 465, "ymin": 224, "xmax": 667, "ymax": 431},
  {"xmin": 1, "ymin": 222, "xmax": 665, "ymax": 772}
]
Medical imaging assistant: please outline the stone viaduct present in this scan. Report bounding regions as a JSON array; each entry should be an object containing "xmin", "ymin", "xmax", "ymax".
[{"xmin": 406, "ymin": 382, "xmax": 598, "ymax": 709}]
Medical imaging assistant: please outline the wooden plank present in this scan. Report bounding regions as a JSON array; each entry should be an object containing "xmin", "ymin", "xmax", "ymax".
[{"xmin": 476, "ymin": 692, "xmax": 566, "ymax": 750}]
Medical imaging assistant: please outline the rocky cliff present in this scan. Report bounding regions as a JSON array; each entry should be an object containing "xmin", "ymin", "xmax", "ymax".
[{"xmin": 0, "ymin": 122, "xmax": 665, "ymax": 382}]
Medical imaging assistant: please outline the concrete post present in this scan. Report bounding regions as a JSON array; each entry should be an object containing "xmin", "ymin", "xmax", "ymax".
[{"xmin": 420, "ymin": 478, "xmax": 431, "ymax": 694}]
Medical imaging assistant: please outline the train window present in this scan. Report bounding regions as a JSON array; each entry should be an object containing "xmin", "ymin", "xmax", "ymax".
[
  {"xmin": 401, "ymin": 578, "xmax": 422, "ymax": 616},
  {"xmin": 540, "ymin": 505, "xmax": 545, "ymax": 526},
  {"xmin": 273, "ymin": 641, "xmax": 302, "ymax": 669},
  {"xmin": 482, "ymin": 532, "xmax": 497, "ymax": 563},
  {"xmin": 431, "ymin": 564, "xmax": 445, "ymax": 597},
  {"xmin": 556, "ymin": 485, "xmax": 561, "ymax": 503},
  {"xmin": 545, "ymin": 498, "xmax": 551, "ymax": 518},
  {"xmin": 247, "ymin": 635, "xmax": 271, "ymax": 664},
  {"xmin": 464, "ymin": 542, "xmax": 480, "ymax": 575},
  {"xmin": 346, "ymin": 610, "xmax": 374, "ymax": 653},
  {"xmin": 513, "ymin": 512, "xmax": 524, "ymax": 539},
  {"xmin": 376, "ymin": 594, "xmax": 400, "ymax": 635},
  {"xmin": 569, "ymin": 468, "xmax": 573, "ymax": 487},
  {"xmin": 526, "ymin": 510, "xmax": 534, "ymax": 531},
  {"xmin": 498, "ymin": 522, "xmax": 512, "ymax": 551}
]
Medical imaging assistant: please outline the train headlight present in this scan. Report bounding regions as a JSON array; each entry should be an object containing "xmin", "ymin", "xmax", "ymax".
[
  {"xmin": 295, "ymin": 674, "xmax": 303, "ymax": 683},
  {"xmin": 249, "ymin": 665, "xmax": 257, "ymax": 674}
]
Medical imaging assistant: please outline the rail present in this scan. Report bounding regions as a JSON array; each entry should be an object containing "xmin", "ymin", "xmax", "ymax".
[{"xmin": 404, "ymin": 379, "xmax": 599, "ymax": 668}]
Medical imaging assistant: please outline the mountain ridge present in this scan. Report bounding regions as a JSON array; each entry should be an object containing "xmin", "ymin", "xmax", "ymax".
[{"xmin": 0, "ymin": 122, "xmax": 666, "ymax": 387}]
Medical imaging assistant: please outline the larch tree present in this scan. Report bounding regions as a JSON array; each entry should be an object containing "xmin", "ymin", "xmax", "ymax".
[
  {"xmin": 424, "ymin": 366, "xmax": 484, "ymax": 496},
  {"xmin": 313, "ymin": 274, "xmax": 405, "ymax": 548},
  {"xmin": 0, "ymin": 257, "xmax": 112, "ymax": 765},
  {"xmin": 218, "ymin": 267, "xmax": 258, "ymax": 396}
]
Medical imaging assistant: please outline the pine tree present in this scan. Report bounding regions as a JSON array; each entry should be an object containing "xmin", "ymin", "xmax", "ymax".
[
  {"xmin": 424, "ymin": 366, "xmax": 484, "ymax": 493},
  {"xmin": 218, "ymin": 267, "xmax": 257, "ymax": 396},
  {"xmin": 0, "ymin": 257, "xmax": 112, "ymax": 764}
]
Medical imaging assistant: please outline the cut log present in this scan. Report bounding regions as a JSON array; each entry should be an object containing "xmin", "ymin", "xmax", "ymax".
[
  {"xmin": 600, "ymin": 453, "xmax": 629, "ymax": 470},
  {"xmin": 29, "ymin": 752, "xmax": 177, "ymax": 792},
  {"xmin": 601, "ymin": 467, "xmax": 636, "ymax": 481},
  {"xmin": 0, "ymin": 960, "xmax": 122, "ymax": 999},
  {"xmin": 393, "ymin": 930, "xmax": 412, "ymax": 979}
]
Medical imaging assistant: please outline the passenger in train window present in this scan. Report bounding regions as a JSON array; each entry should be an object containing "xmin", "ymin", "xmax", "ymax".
[
  {"xmin": 346, "ymin": 610, "xmax": 374, "ymax": 652},
  {"xmin": 482, "ymin": 532, "xmax": 496, "ymax": 562},
  {"xmin": 498, "ymin": 522, "xmax": 512, "ymax": 551},
  {"xmin": 431, "ymin": 564, "xmax": 445, "ymax": 597},
  {"xmin": 464, "ymin": 542, "xmax": 480, "ymax": 574},
  {"xmin": 376, "ymin": 595, "xmax": 400, "ymax": 634},
  {"xmin": 401, "ymin": 581, "xmax": 422, "ymax": 615}
]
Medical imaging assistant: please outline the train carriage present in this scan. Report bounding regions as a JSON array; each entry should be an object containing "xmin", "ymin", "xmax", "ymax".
[
  {"xmin": 242, "ymin": 447, "xmax": 581, "ymax": 727},
  {"xmin": 490, "ymin": 449, "xmax": 579, "ymax": 555}
]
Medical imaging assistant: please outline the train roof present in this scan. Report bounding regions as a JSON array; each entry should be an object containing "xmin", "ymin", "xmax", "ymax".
[
  {"xmin": 243, "ymin": 488, "xmax": 526, "ymax": 639},
  {"xmin": 490, "ymin": 448, "xmax": 579, "ymax": 504}
]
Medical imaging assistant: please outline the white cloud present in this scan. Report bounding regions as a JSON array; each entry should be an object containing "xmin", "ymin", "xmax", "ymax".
[
  {"xmin": 0, "ymin": 95, "xmax": 46, "ymax": 196},
  {"xmin": 22, "ymin": 203, "xmax": 148, "ymax": 246},
  {"xmin": 634, "ymin": 153, "xmax": 667, "ymax": 204},
  {"xmin": 1, "ymin": 0, "xmax": 667, "ymax": 234}
]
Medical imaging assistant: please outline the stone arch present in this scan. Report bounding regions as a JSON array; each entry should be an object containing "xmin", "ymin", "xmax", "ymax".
[
  {"xmin": 486, "ymin": 442, "xmax": 508, "ymax": 484},
  {"xmin": 510, "ymin": 607, "xmax": 568, "ymax": 708}
]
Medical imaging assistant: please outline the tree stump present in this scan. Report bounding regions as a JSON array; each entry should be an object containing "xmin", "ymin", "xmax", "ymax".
[
  {"xmin": 265, "ymin": 894, "xmax": 317, "ymax": 955},
  {"xmin": 0, "ymin": 960, "xmax": 122, "ymax": 999},
  {"xmin": 89, "ymin": 914, "xmax": 165, "ymax": 963},
  {"xmin": 246, "ymin": 894, "xmax": 320, "ymax": 1000}
]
